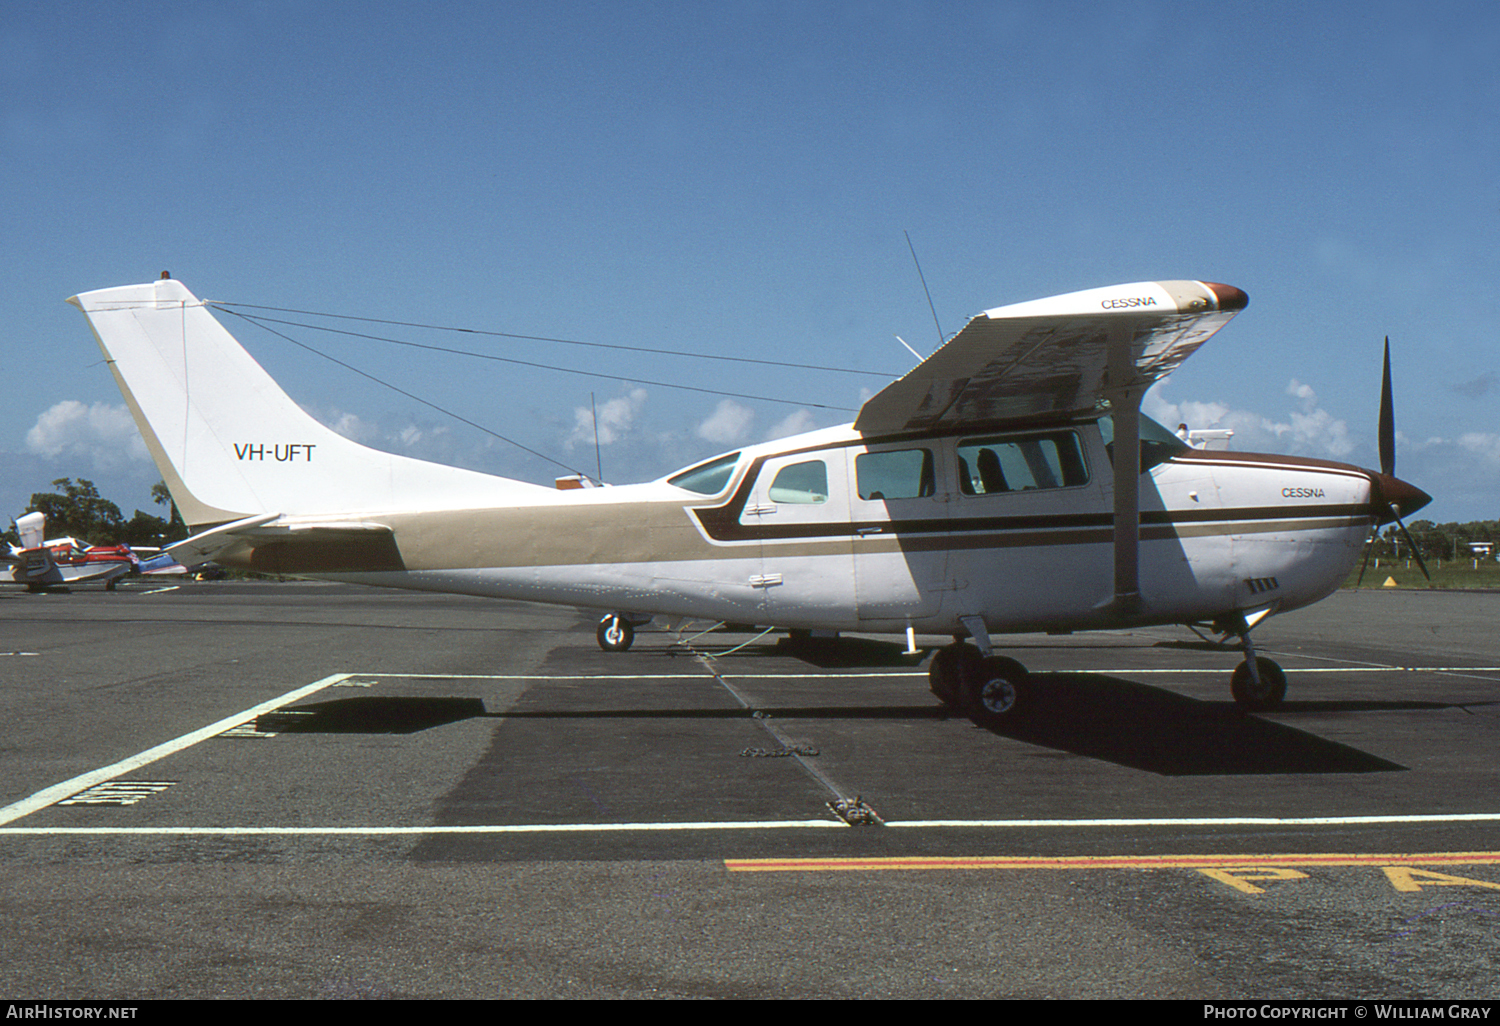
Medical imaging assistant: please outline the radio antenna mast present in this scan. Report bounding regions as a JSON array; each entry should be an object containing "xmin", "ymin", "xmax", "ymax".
[
  {"xmin": 904, "ymin": 230, "xmax": 944, "ymax": 351},
  {"xmin": 591, "ymin": 391, "xmax": 603, "ymax": 485}
]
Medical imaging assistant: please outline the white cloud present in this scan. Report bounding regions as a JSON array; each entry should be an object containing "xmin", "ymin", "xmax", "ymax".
[
  {"xmin": 23, "ymin": 400, "xmax": 149, "ymax": 468},
  {"xmin": 1145, "ymin": 378, "xmax": 1354, "ymax": 460},
  {"xmin": 567, "ymin": 388, "xmax": 648, "ymax": 448},
  {"xmin": 764, "ymin": 408, "xmax": 817, "ymax": 441},
  {"xmin": 1457, "ymin": 432, "xmax": 1500, "ymax": 465},
  {"xmin": 696, "ymin": 399, "xmax": 755, "ymax": 444},
  {"xmin": 323, "ymin": 410, "xmax": 378, "ymax": 444}
]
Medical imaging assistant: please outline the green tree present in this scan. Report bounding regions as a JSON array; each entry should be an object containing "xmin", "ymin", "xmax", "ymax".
[
  {"xmin": 27, "ymin": 479, "xmax": 125, "ymax": 544},
  {"xmin": 150, "ymin": 481, "xmax": 187, "ymax": 539}
]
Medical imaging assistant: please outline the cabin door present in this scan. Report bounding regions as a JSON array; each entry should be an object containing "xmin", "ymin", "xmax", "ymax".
[
  {"xmin": 846, "ymin": 441, "xmax": 948, "ymax": 622},
  {"xmin": 741, "ymin": 449, "xmax": 855, "ymax": 626}
]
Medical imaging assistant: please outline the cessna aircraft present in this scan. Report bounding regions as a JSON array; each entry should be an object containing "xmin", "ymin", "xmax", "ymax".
[
  {"xmin": 68, "ymin": 275, "xmax": 1429, "ymax": 722},
  {"xmin": 4, "ymin": 511, "xmax": 136, "ymax": 591}
]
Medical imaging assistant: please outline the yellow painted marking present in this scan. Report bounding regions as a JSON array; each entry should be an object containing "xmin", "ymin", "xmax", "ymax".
[
  {"xmin": 724, "ymin": 851, "xmax": 1500, "ymax": 873},
  {"xmin": 1196, "ymin": 867, "xmax": 1309, "ymax": 894},
  {"xmin": 1381, "ymin": 867, "xmax": 1500, "ymax": 893}
]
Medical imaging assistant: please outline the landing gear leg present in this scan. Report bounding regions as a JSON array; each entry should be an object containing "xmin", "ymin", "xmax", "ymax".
[
  {"xmin": 1228, "ymin": 619, "xmax": 1286, "ymax": 710},
  {"xmin": 597, "ymin": 613, "xmax": 635, "ymax": 652}
]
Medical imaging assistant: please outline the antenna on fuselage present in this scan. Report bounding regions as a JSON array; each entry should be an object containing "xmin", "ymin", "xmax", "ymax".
[
  {"xmin": 591, "ymin": 391, "xmax": 603, "ymax": 486},
  {"xmin": 904, "ymin": 230, "xmax": 945, "ymax": 352}
]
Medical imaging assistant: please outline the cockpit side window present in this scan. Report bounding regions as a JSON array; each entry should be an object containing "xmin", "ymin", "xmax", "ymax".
[
  {"xmin": 667, "ymin": 452, "xmax": 741, "ymax": 495},
  {"xmin": 856, "ymin": 448, "xmax": 934, "ymax": 500},
  {"xmin": 956, "ymin": 431, "xmax": 1088, "ymax": 495},
  {"xmin": 1098, "ymin": 415, "xmax": 1189, "ymax": 473},
  {"xmin": 768, "ymin": 460, "xmax": 828, "ymax": 504}
]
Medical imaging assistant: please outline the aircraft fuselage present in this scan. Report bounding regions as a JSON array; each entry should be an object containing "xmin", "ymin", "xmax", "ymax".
[{"xmin": 229, "ymin": 419, "xmax": 1383, "ymax": 636}]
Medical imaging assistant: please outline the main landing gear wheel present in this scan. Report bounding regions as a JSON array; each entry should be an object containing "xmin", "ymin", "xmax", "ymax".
[
  {"xmin": 597, "ymin": 614, "xmax": 634, "ymax": 652},
  {"xmin": 1231, "ymin": 657, "xmax": 1286, "ymax": 711},
  {"xmin": 963, "ymin": 656, "xmax": 1030, "ymax": 725},
  {"xmin": 928, "ymin": 643, "xmax": 980, "ymax": 705}
]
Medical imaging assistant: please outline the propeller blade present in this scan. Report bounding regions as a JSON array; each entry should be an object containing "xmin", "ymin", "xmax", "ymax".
[
  {"xmin": 1392, "ymin": 508, "xmax": 1432, "ymax": 583},
  {"xmin": 1355, "ymin": 529, "xmax": 1376, "ymax": 587},
  {"xmin": 1378, "ymin": 336, "xmax": 1395, "ymax": 477}
]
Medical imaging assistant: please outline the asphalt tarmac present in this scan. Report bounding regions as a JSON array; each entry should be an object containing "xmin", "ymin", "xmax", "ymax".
[{"xmin": 3, "ymin": 579, "xmax": 1500, "ymax": 999}]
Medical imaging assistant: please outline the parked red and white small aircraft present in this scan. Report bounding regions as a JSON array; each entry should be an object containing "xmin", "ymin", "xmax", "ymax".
[
  {"xmin": 68, "ymin": 275, "xmax": 1429, "ymax": 721},
  {"xmin": 4, "ymin": 511, "xmax": 136, "ymax": 591}
]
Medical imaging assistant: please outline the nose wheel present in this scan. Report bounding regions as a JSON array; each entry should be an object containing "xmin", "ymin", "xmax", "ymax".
[
  {"xmin": 1232, "ymin": 656, "xmax": 1286, "ymax": 710},
  {"xmin": 597, "ymin": 614, "xmax": 635, "ymax": 652},
  {"xmin": 1223, "ymin": 613, "xmax": 1286, "ymax": 710}
]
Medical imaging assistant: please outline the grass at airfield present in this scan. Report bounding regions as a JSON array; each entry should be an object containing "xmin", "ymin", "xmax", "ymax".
[{"xmin": 1342, "ymin": 560, "xmax": 1500, "ymax": 590}]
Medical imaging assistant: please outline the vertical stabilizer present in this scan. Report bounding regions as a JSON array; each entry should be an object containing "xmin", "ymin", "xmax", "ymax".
[
  {"xmin": 16, "ymin": 512, "xmax": 45, "ymax": 550},
  {"xmin": 69, "ymin": 279, "xmax": 551, "ymax": 527}
]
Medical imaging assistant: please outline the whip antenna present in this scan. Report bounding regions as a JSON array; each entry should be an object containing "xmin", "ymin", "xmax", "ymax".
[
  {"xmin": 591, "ymin": 391, "xmax": 603, "ymax": 485},
  {"xmin": 905, "ymin": 230, "xmax": 944, "ymax": 351}
]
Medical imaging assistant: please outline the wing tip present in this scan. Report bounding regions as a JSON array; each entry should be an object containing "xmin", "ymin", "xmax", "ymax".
[{"xmin": 1202, "ymin": 282, "xmax": 1249, "ymax": 312}]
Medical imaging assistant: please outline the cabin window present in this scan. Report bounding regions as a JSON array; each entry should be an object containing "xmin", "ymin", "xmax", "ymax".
[
  {"xmin": 956, "ymin": 431, "xmax": 1088, "ymax": 495},
  {"xmin": 768, "ymin": 460, "xmax": 828, "ymax": 504},
  {"xmin": 856, "ymin": 448, "xmax": 934, "ymax": 500},
  {"xmin": 668, "ymin": 452, "xmax": 741, "ymax": 495}
]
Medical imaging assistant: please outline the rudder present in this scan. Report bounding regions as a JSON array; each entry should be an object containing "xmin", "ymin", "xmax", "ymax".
[{"xmin": 69, "ymin": 278, "xmax": 548, "ymax": 527}]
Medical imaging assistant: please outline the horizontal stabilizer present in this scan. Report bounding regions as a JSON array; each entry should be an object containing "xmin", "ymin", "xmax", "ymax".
[{"xmin": 164, "ymin": 513, "xmax": 280, "ymax": 566}]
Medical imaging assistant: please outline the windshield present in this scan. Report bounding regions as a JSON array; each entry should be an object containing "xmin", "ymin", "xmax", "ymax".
[
  {"xmin": 667, "ymin": 452, "xmax": 742, "ymax": 495},
  {"xmin": 1097, "ymin": 413, "xmax": 1190, "ymax": 473}
]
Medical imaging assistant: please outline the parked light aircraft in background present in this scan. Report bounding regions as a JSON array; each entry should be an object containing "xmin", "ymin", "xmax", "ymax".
[
  {"xmin": 69, "ymin": 275, "xmax": 1429, "ymax": 722},
  {"xmin": 4, "ymin": 511, "xmax": 137, "ymax": 591}
]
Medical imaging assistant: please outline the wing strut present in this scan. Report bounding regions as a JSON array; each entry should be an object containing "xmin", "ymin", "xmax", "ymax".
[{"xmin": 1105, "ymin": 322, "xmax": 1145, "ymax": 616}]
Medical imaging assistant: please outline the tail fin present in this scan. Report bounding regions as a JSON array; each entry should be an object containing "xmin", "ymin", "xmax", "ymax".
[
  {"xmin": 69, "ymin": 279, "xmax": 550, "ymax": 527},
  {"xmin": 16, "ymin": 512, "xmax": 45, "ymax": 550}
]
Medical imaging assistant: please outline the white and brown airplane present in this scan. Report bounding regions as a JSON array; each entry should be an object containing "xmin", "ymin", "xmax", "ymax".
[{"xmin": 68, "ymin": 276, "xmax": 1429, "ymax": 722}]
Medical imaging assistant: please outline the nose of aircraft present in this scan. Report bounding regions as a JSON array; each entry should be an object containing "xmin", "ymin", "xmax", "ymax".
[{"xmin": 1369, "ymin": 471, "xmax": 1432, "ymax": 523}]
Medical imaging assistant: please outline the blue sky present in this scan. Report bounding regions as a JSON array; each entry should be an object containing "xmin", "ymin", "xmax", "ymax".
[{"xmin": 3, "ymin": 0, "xmax": 1497, "ymax": 525}]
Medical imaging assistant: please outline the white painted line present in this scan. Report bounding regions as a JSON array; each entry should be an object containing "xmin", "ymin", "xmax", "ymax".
[
  {"xmin": 0, "ymin": 672, "xmax": 353, "ymax": 826},
  {"xmin": 371, "ymin": 672, "xmax": 724, "ymax": 680},
  {"xmin": 363, "ymin": 667, "xmax": 1500, "ymax": 680},
  {"xmin": 1067, "ymin": 667, "xmax": 1500, "ymax": 676},
  {"xmin": 888, "ymin": 813, "xmax": 1500, "ymax": 828},
  {"xmin": 6, "ymin": 811, "xmax": 1500, "ymax": 837},
  {"xmin": 0, "ymin": 820, "xmax": 846, "ymax": 836},
  {"xmin": 140, "ymin": 585, "xmax": 180, "ymax": 595}
]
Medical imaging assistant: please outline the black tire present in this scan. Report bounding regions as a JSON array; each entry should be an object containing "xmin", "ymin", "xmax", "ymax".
[
  {"xmin": 928, "ymin": 644, "xmax": 979, "ymax": 705},
  {"xmin": 1231, "ymin": 657, "xmax": 1286, "ymax": 710},
  {"xmin": 597, "ymin": 615, "xmax": 634, "ymax": 652},
  {"xmin": 962, "ymin": 655, "xmax": 1029, "ymax": 725}
]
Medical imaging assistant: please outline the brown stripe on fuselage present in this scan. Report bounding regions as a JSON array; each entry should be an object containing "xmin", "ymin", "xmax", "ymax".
[{"xmin": 227, "ymin": 444, "xmax": 1375, "ymax": 574}]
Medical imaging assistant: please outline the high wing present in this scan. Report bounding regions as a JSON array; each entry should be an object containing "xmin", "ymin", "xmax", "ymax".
[{"xmin": 854, "ymin": 280, "xmax": 1248, "ymax": 435}]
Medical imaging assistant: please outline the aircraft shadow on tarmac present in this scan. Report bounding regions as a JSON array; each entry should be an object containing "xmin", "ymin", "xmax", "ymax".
[
  {"xmin": 971, "ymin": 673, "xmax": 1419, "ymax": 775},
  {"xmin": 261, "ymin": 668, "xmax": 1438, "ymax": 776},
  {"xmin": 257, "ymin": 696, "xmax": 487, "ymax": 734},
  {"xmin": 744, "ymin": 635, "xmax": 1441, "ymax": 775}
]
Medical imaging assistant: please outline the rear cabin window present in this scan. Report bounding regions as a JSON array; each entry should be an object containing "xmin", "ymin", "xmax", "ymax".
[
  {"xmin": 957, "ymin": 431, "xmax": 1088, "ymax": 495},
  {"xmin": 856, "ymin": 448, "xmax": 934, "ymax": 500},
  {"xmin": 668, "ymin": 452, "xmax": 741, "ymax": 495},
  {"xmin": 768, "ymin": 460, "xmax": 828, "ymax": 504}
]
